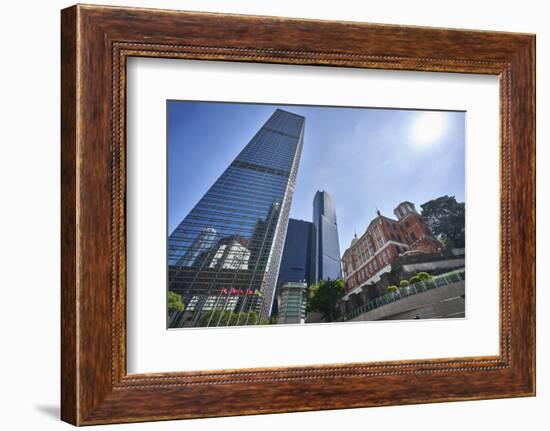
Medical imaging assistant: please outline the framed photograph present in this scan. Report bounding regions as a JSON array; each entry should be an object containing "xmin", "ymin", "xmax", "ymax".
[
  {"xmin": 163, "ymin": 101, "xmax": 465, "ymax": 330},
  {"xmin": 61, "ymin": 4, "xmax": 535, "ymax": 425}
]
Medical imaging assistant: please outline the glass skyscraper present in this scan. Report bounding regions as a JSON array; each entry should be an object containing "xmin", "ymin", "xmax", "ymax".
[
  {"xmin": 273, "ymin": 218, "xmax": 316, "ymax": 317},
  {"xmin": 313, "ymin": 190, "xmax": 343, "ymax": 282},
  {"xmin": 276, "ymin": 218, "xmax": 316, "ymax": 288},
  {"xmin": 168, "ymin": 109, "xmax": 305, "ymax": 328}
]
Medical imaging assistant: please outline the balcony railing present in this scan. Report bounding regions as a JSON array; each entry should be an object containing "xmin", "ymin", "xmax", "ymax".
[{"xmin": 335, "ymin": 268, "xmax": 465, "ymax": 322}]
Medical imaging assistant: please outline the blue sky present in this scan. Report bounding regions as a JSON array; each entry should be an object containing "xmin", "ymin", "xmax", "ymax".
[{"xmin": 168, "ymin": 101, "xmax": 465, "ymax": 252}]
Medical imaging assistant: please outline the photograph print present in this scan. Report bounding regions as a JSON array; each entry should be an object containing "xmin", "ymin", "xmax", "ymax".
[{"xmin": 167, "ymin": 101, "xmax": 466, "ymax": 329}]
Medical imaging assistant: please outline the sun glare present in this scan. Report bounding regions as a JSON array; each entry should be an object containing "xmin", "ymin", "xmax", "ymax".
[{"xmin": 410, "ymin": 111, "xmax": 449, "ymax": 148}]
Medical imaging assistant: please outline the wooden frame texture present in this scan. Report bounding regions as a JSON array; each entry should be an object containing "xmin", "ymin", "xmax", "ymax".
[{"xmin": 61, "ymin": 4, "xmax": 536, "ymax": 426}]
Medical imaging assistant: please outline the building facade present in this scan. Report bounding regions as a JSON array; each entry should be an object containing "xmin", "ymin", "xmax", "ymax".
[
  {"xmin": 341, "ymin": 201, "xmax": 441, "ymax": 296},
  {"xmin": 312, "ymin": 191, "xmax": 343, "ymax": 282},
  {"xmin": 168, "ymin": 109, "xmax": 306, "ymax": 327}
]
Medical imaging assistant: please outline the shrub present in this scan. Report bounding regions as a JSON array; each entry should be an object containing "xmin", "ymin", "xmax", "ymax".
[
  {"xmin": 409, "ymin": 275, "xmax": 421, "ymax": 284},
  {"xmin": 417, "ymin": 272, "xmax": 432, "ymax": 280},
  {"xmin": 399, "ymin": 280, "xmax": 409, "ymax": 287},
  {"xmin": 385, "ymin": 285, "xmax": 399, "ymax": 294}
]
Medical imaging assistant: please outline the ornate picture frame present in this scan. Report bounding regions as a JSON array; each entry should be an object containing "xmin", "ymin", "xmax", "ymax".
[{"xmin": 61, "ymin": 4, "xmax": 535, "ymax": 425}]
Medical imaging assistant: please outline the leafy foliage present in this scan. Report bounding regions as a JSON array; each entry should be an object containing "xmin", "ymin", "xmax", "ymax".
[
  {"xmin": 409, "ymin": 275, "xmax": 421, "ymax": 284},
  {"xmin": 420, "ymin": 195, "xmax": 465, "ymax": 249},
  {"xmin": 307, "ymin": 279, "xmax": 345, "ymax": 322},
  {"xmin": 167, "ymin": 291, "xmax": 185, "ymax": 312},
  {"xmin": 399, "ymin": 279, "xmax": 410, "ymax": 287},
  {"xmin": 385, "ymin": 285, "xmax": 399, "ymax": 294},
  {"xmin": 416, "ymin": 272, "xmax": 432, "ymax": 280}
]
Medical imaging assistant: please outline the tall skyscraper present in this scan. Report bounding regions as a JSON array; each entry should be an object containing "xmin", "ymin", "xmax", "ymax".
[
  {"xmin": 273, "ymin": 218, "xmax": 316, "ymax": 317},
  {"xmin": 313, "ymin": 191, "xmax": 343, "ymax": 282},
  {"xmin": 277, "ymin": 219, "xmax": 316, "ymax": 288},
  {"xmin": 168, "ymin": 109, "xmax": 305, "ymax": 327}
]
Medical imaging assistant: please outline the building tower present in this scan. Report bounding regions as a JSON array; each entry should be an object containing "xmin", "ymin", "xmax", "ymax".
[
  {"xmin": 277, "ymin": 282, "xmax": 308, "ymax": 324},
  {"xmin": 393, "ymin": 201, "xmax": 418, "ymax": 220},
  {"xmin": 273, "ymin": 218, "xmax": 316, "ymax": 317},
  {"xmin": 277, "ymin": 219, "xmax": 316, "ymax": 288},
  {"xmin": 312, "ymin": 191, "xmax": 343, "ymax": 282},
  {"xmin": 168, "ymin": 109, "xmax": 306, "ymax": 327}
]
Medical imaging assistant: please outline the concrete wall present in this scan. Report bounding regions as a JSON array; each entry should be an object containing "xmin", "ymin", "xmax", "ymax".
[{"xmin": 350, "ymin": 280, "xmax": 465, "ymax": 321}]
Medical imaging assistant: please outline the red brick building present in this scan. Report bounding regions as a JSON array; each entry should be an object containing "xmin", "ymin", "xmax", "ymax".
[{"xmin": 341, "ymin": 201, "xmax": 441, "ymax": 295}]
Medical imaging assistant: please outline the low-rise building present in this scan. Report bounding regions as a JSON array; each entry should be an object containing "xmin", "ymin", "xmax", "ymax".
[
  {"xmin": 341, "ymin": 201, "xmax": 441, "ymax": 296},
  {"xmin": 277, "ymin": 282, "xmax": 308, "ymax": 324}
]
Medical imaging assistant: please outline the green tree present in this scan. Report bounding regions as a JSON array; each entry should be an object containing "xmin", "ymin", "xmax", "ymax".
[
  {"xmin": 399, "ymin": 280, "xmax": 409, "ymax": 287},
  {"xmin": 167, "ymin": 291, "xmax": 185, "ymax": 312},
  {"xmin": 307, "ymin": 279, "xmax": 345, "ymax": 322},
  {"xmin": 420, "ymin": 195, "xmax": 465, "ymax": 249}
]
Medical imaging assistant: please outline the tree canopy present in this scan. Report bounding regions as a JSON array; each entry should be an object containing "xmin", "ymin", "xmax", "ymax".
[
  {"xmin": 167, "ymin": 291, "xmax": 185, "ymax": 312},
  {"xmin": 420, "ymin": 195, "xmax": 465, "ymax": 249},
  {"xmin": 307, "ymin": 279, "xmax": 345, "ymax": 322}
]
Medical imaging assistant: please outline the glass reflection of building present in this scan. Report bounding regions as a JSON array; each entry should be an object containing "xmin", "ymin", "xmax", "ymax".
[{"xmin": 168, "ymin": 109, "xmax": 305, "ymax": 328}]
